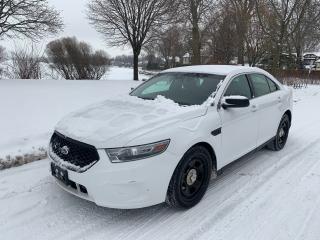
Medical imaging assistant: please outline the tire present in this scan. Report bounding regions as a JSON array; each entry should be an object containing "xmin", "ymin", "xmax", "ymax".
[
  {"xmin": 166, "ymin": 146, "xmax": 213, "ymax": 209},
  {"xmin": 268, "ymin": 114, "xmax": 290, "ymax": 151}
]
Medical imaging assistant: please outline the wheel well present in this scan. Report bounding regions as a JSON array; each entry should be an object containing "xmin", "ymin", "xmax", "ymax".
[
  {"xmin": 193, "ymin": 142, "xmax": 217, "ymax": 170},
  {"xmin": 284, "ymin": 110, "xmax": 292, "ymax": 124}
]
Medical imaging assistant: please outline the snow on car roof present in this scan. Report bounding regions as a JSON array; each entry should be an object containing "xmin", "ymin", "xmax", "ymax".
[{"xmin": 162, "ymin": 65, "xmax": 261, "ymax": 76}]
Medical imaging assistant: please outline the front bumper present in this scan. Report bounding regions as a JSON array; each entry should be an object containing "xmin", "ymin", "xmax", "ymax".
[{"xmin": 50, "ymin": 149, "xmax": 180, "ymax": 209}]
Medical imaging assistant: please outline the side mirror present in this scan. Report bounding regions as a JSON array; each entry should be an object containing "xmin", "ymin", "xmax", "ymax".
[{"xmin": 222, "ymin": 96, "xmax": 250, "ymax": 109}]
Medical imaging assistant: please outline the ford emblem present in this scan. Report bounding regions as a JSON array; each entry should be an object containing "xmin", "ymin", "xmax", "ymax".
[{"xmin": 60, "ymin": 146, "xmax": 70, "ymax": 155}]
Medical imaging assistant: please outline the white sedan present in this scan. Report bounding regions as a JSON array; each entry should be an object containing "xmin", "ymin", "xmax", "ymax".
[{"xmin": 49, "ymin": 65, "xmax": 293, "ymax": 209}]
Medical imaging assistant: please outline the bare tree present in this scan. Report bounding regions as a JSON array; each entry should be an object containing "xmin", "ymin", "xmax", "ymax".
[
  {"xmin": 0, "ymin": 45, "xmax": 4, "ymax": 60},
  {"xmin": 289, "ymin": 0, "xmax": 320, "ymax": 68},
  {"xmin": 204, "ymin": 3, "xmax": 236, "ymax": 64},
  {"xmin": 8, "ymin": 44, "xmax": 42, "ymax": 79},
  {"xmin": 0, "ymin": 0, "xmax": 63, "ymax": 40},
  {"xmin": 226, "ymin": 0, "xmax": 255, "ymax": 65},
  {"xmin": 144, "ymin": 44, "xmax": 162, "ymax": 70},
  {"xmin": 179, "ymin": 0, "xmax": 213, "ymax": 65},
  {"xmin": 255, "ymin": 0, "xmax": 311, "ymax": 69},
  {"xmin": 113, "ymin": 55, "xmax": 134, "ymax": 67},
  {"xmin": 87, "ymin": 0, "xmax": 177, "ymax": 80},
  {"xmin": 156, "ymin": 25, "xmax": 185, "ymax": 68},
  {"xmin": 46, "ymin": 37, "xmax": 111, "ymax": 80},
  {"xmin": 245, "ymin": 6, "xmax": 269, "ymax": 66},
  {"xmin": 0, "ymin": 45, "xmax": 5, "ymax": 76}
]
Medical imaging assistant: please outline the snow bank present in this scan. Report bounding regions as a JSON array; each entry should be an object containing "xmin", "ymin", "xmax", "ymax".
[
  {"xmin": 0, "ymin": 79, "xmax": 140, "ymax": 162},
  {"xmin": 0, "ymin": 61, "xmax": 151, "ymax": 81},
  {"xmin": 103, "ymin": 66, "xmax": 150, "ymax": 80}
]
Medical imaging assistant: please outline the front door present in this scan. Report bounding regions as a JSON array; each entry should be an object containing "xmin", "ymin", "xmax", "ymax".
[{"xmin": 219, "ymin": 74, "xmax": 259, "ymax": 166}]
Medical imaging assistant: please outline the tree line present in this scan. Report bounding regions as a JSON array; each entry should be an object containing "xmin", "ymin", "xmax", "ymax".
[
  {"xmin": 1, "ymin": 0, "xmax": 320, "ymax": 80},
  {"xmin": 0, "ymin": 0, "xmax": 111, "ymax": 80},
  {"xmin": 88, "ymin": 0, "xmax": 320, "ymax": 79},
  {"xmin": 0, "ymin": 37, "xmax": 111, "ymax": 80}
]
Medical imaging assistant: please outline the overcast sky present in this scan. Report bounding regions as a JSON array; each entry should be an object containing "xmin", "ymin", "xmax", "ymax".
[{"xmin": 2, "ymin": 0, "xmax": 131, "ymax": 57}]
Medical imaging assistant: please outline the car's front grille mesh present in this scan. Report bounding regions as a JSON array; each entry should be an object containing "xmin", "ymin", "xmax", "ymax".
[{"xmin": 49, "ymin": 132, "xmax": 100, "ymax": 172}]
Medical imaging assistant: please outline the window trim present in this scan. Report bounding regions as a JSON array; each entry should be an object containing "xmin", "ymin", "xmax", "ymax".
[{"xmin": 245, "ymin": 74, "xmax": 255, "ymax": 98}]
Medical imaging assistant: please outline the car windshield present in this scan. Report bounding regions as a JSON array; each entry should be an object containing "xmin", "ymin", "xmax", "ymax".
[{"xmin": 131, "ymin": 72, "xmax": 226, "ymax": 106}]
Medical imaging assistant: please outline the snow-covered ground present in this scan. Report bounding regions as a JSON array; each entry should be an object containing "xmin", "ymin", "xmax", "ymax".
[
  {"xmin": 106, "ymin": 66, "xmax": 150, "ymax": 81},
  {"xmin": 0, "ymin": 62, "xmax": 150, "ymax": 81},
  {"xmin": 0, "ymin": 83, "xmax": 320, "ymax": 239},
  {"xmin": 0, "ymin": 79, "xmax": 140, "ymax": 160},
  {"xmin": 0, "ymin": 67, "xmax": 150, "ymax": 162}
]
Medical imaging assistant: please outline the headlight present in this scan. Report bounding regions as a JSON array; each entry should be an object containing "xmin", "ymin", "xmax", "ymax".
[{"xmin": 105, "ymin": 139, "xmax": 170, "ymax": 163}]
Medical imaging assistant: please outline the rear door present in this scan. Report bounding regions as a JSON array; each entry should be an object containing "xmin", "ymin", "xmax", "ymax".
[
  {"xmin": 219, "ymin": 74, "xmax": 259, "ymax": 166},
  {"xmin": 248, "ymin": 74, "xmax": 283, "ymax": 145}
]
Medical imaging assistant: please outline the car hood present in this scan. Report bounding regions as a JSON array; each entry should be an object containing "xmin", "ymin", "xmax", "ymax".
[{"xmin": 55, "ymin": 95, "xmax": 207, "ymax": 148}]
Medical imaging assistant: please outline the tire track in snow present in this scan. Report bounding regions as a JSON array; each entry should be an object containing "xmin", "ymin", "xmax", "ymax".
[
  {"xmin": 3, "ymin": 132, "xmax": 317, "ymax": 240},
  {"xmin": 180, "ymin": 138, "xmax": 320, "ymax": 240},
  {"xmin": 202, "ymin": 142, "xmax": 320, "ymax": 240},
  {"xmin": 112, "ymin": 107, "xmax": 320, "ymax": 240}
]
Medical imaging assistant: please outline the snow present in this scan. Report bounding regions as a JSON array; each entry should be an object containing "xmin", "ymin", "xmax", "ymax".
[
  {"xmin": 49, "ymin": 144, "xmax": 98, "ymax": 173},
  {"xmin": 163, "ymin": 65, "xmax": 268, "ymax": 76},
  {"xmin": 104, "ymin": 66, "xmax": 150, "ymax": 81},
  {"xmin": 0, "ymin": 85, "xmax": 320, "ymax": 239},
  {"xmin": 0, "ymin": 79, "xmax": 140, "ymax": 159},
  {"xmin": 0, "ymin": 62, "xmax": 150, "ymax": 81},
  {"xmin": 55, "ymin": 94, "xmax": 202, "ymax": 148},
  {"xmin": 224, "ymin": 95, "xmax": 249, "ymax": 100}
]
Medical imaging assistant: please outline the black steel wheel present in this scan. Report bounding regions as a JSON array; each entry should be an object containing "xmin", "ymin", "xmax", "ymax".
[
  {"xmin": 166, "ymin": 146, "xmax": 213, "ymax": 209},
  {"xmin": 268, "ymin": 114, "xmax": 290, "ymax": 151}
]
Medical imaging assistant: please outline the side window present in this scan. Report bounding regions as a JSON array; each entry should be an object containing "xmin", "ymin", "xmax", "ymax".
[
  {"xmin": 266, "ymin": 77, "xmax": 279, "ymax": 92},
  {"xmin": 224, "ymin": 75, "xmax": 252, "ymax": 99},
  {"xmin": 249, "ymin": 74, "xmax": 271, "ymax": 97}
]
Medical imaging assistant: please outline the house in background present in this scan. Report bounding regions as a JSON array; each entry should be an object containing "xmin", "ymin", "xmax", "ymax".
[
  {"xmin": 303, "ymin": 52, "xmax": 320, "ymax": 69},
  {"xmin": 183, "ymin": 53, "xmax": 191, "ymax": 65}
]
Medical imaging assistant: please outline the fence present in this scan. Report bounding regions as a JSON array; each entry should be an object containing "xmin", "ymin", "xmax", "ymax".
[{"xmin": 267, "ymin": 70, "xmax": 320, "ymax": 87}]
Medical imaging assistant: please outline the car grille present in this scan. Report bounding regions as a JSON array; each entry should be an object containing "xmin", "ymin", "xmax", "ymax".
[{"xmin": 49, "ymin": 132, "xmax": 100, "ymax": 173}]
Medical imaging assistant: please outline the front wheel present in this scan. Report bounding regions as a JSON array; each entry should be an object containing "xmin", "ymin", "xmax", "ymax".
[
  {"xmin": 268, "ymin": 114, "xmax": 290, "ymax": 151},
  {"xmin": 166, "ymin": 146, "xmax": 213, "ymax": 209}
]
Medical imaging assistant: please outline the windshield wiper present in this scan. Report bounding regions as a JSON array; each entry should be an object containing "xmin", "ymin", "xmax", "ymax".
[
  {"xmin": 175, "ymin": 101, "xmax": 192, "ymax": 106},
  {"xmin": 136, "ymin": 96, "xmax": 154, "ymax": 100},
  {"xmin": 136, "ymin": 96, "xmax": 191, "ymax": 106}
]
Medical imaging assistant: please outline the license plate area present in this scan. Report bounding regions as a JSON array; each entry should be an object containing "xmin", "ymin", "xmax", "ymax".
[{"xmin": 51, "ymin": 162, "xmax": 70, "ymax": 186}]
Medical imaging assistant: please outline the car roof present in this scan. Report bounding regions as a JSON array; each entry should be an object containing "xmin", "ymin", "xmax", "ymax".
[{"xmin": 162, "ymin": 65, "xmax": 262, "ymax": 76}]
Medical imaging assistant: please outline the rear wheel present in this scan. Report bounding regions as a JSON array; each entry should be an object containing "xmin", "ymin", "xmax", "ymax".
[
  {"xmin": 268, "ymin": 114, "xmax": 290, "ymax": 151},
  {"xmin": 166, "ymin": 146, "xmax": 213, "ymax": 209}
]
